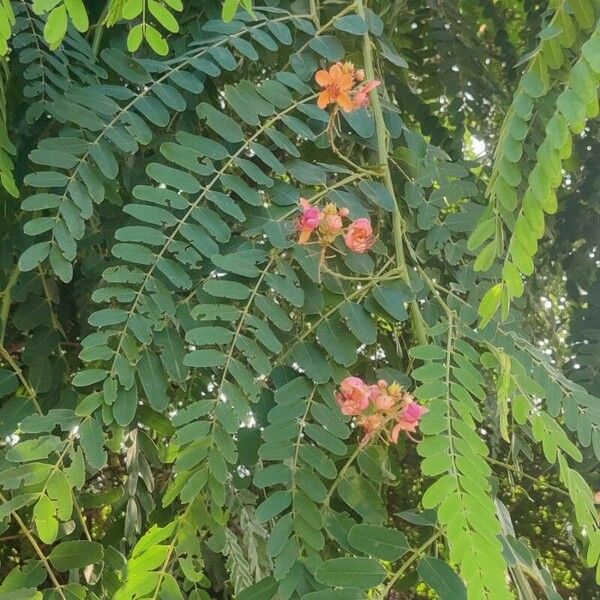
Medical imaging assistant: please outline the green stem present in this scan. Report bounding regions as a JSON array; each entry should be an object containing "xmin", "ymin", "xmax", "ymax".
[
  {"xmin": 323, "ymin": 444, "xmax": 361, "ymax": 506},
  {"xmin": 376, "ymin": 530, "xmax": 442, "ymax": 598},
  {"xmin": 355, "ymin": 0, "xmax": 427, "ymax": 346},
  {"xmin": 0, "ymin": 347, "xmax": 43, "ymax": 414},
  {"xmin": 0, "ymin": 266, "xmax": 19, "ymax": 346},
  {"xmin": 38, "ymin": 267, "xmax": 65, "ymax": 337},
  {"xmin": 91, "ymin": 1, "xmax": 110, "ymax": 59},
  {"xmin": 309, "ymin": 0, "xmax": 320, "ymax": 28},
  {"xmin": 485, "ymin": 456, "xmax": 569, "ymax": 498}
]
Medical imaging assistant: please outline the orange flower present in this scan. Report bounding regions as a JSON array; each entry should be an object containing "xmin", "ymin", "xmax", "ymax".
[{"xmin": 315, "ymin": 64, "xmax": 355, "ymax": 113}]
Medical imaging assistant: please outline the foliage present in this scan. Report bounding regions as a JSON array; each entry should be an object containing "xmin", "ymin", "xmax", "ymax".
[{"xmin": 0, "ymin": 1, "xmax": 600, "ymax": 599}]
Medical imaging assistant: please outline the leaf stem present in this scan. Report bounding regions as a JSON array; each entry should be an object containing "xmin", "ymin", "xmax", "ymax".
[
  {"xmin": 0, "ymin": 265, "xmax": 19, "ymax": 346},
  {"xmin": 309, "ymin": 0, "xmax": 320, "ymax": 28},
  {"xmin": 376, "ymin": 530, "xmax": 443, "ymax": 598},
  {"xmin": 91, "ymin": 0, "xmax": 110, "ymax": 58},
  {"xmin": 0, "ymin": 346, "xmax": 43, "ymax": 414},
  {"xmin": 323, "ymin": 443, "xmax": 361, "ymax": 506},
  {"xmin": 38, "ymin": 267, "xmax": 65, "ymax": 337},
  {"xmin": 485, "ymin": 456, "xmax": 570, "ymax": 498},
  {"xmin": 284, "ymin": 3, "xmax": 357, "ymax": 71},
  {"xmin": 278, "ymin": 260, "xmax": 398, "ymax": 363},
  {"xmin": 355, "ymin": 0, "xmax": 427, "ymax": 346}
]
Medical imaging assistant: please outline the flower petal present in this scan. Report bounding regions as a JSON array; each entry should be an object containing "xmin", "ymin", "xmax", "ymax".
[
  {"xmin": 338, "ymin": 92, "xmax": 355, "ymax": 113},
  {"xmin": 317, "ymin": 91, "xmax": 331, "ymax": 109},
  {"xmin": 329, "ymin": 64, "xmax": 343, "ymax": 83},
  {"xmin": 298, "ymin": 229, "xmax": 312, "ymax": 244},
  {"xmin": 315, "ymin": 69, "xmax": 332, "ymax": 87}
]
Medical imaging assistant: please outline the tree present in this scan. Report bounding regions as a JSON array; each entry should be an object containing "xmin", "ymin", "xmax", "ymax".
[{"xmin": 0, "ymin": 0, "xmax": 599, "ymax": 598}]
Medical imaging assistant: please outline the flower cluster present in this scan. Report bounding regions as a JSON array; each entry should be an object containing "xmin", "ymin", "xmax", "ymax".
[
  {"xmin": 336, "ymin": 377, "xmax": 428, "ymax": 445},
  {"xmin": 316, "ymin": 62, "xmax": 381, "ymax": 113},
  {"xmin": 297, "ymin": 199, "xmax": 375, "ymax": 253}
]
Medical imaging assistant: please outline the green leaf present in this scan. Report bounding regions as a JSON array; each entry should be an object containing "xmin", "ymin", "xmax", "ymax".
[
  {"xmin": 33, "ymin": 494, "xmax": 58, "ymax": 544},
  {"xmin": 144, "ymin": 24, "xmax": 169, "ymax": 56},
  {"xmin": 236, "ymin": 577, "xmax": 279, "ymax": 600},
  {"xmin": 409, "ymin": 345, "xmax": 446, "ymax": 360},
  {"xmin": 334, "ymin": 15, "xmax": 368, "ymax": 35},
  {"xmin": 290, "ymin": 342, "xmax": 330, "ymax": 383},
  {"xmin": 64, "ymin": 0, "xmax": 88, "ymax": 32},
  {"xmin": 18, "ymin": 242, "xmax": 51, "ymax": 272},
  {"xmin": 256, "ymin": 490, "xmax": 292, "ymax": 522},
  {"xmin": 315, "ymin": 557, "xmax": 387, "ymax": 589},
  {"xmin": 79, "ymin": 417, "xmax": 107, "ymax": 470},
  {"xmin": 148, "ymin": 0, "xmax": 179, "ymax": 32},
  {"xmin": 138, "ymin": 351, "xmax": 168, "ymax": 411},
  {"xmin": 0, "ymin": 369, "xmax": 18, "ymax": 398},
  {"xmin": 473, "ymin": 240, "xmax": 496, "ymax": 271},
  {"xmin": 347, "ymin": 524, "xmax": 410, "ymax": 561},
  {"xmin": 417, "ymin": 557, "xmax": 466, "ymax": 600},
  {"xmin": 184, "ymin": 349, "xmax": 227, "ymax": 368},
  {"xmin": 317, "ymin": 318, "xmax": 357, "ymax": 366},
  {"xmin": 467, "ymin": 218, "xmax": 495, "ymax": 251},
  {"xmin": 372, "ymin": 281, "xmax": 411, "ymax": 321},
  {"xmin": 44, "ymin": 5, "xmax": 68, "ymax": 47},
  {"xmin": 340, "ymin": 302, "xmax": 377, "ymax": 345},
  {"xmin": 127, "ymin": 25, "xmax": 144, "ymax": 52},
  {"xmin": 478, "ymin": 284, "xmax": 503, "ymax": 326},
  {"xmin": 0, "ymin": 494, "xmax": 37, "ymax": 521},
  {"xmin": 308, "ymin": 35, "xmax": 344, "ymax": 60},
  {"xmin": 359, "ymin": 180, "xmax": 395, "ymax": 211},
  {"xmin": 222, "ymin": 0, "xmax": 239, "ymax": 22},
  {"xmin": 48, "ymin": 541, "xmax": 104, "ymax": 571}
]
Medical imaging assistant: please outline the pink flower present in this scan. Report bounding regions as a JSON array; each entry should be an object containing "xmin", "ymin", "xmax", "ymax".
[
  {"xmin": 391, "ymin": 402, "xmax": 428, "ymax": 442},
  {"xmin": 355, "ymin": 69, "xmax": 365, "ymax": 82},
  {"xmin": 368, "ymin": 380, "xmax": 387, "ymax": 400},
  {"xmin": 373, "ymin": 393, "xmax": 395, "ymax": 411},
  {"xmin": 595, "ymin": 491, "xmax": 600, "ymax": 504},
  {"xmin": 353, "ymin": 80, "xmax": 381, "ymax": 108},
  {"xmin": 336, "ymin": 376, "xmax": 370, "ymax": 416},
  {"xmin": 369, "ymin": 380, "xmax": 395, "ymax": 411},
  {"xmin": 344, "ymin": 218, "xmax": 375, "ymax": 254},
  {"xmin": 297, "ymin": 198, "xmax": 322, "ymax": 244},
  {"xmin": 358, "ymin": 413, "xmax": 384, "ymax": 444}
]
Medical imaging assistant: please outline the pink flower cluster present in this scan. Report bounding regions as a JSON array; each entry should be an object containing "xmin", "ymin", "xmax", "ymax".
[
  {"xmin": 335, "ymin": 377, "xmax": 428, "ymax": 445},
  {"xmin": 297, "ymin": 199, "xmax": 375, "ymax": 253}
]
